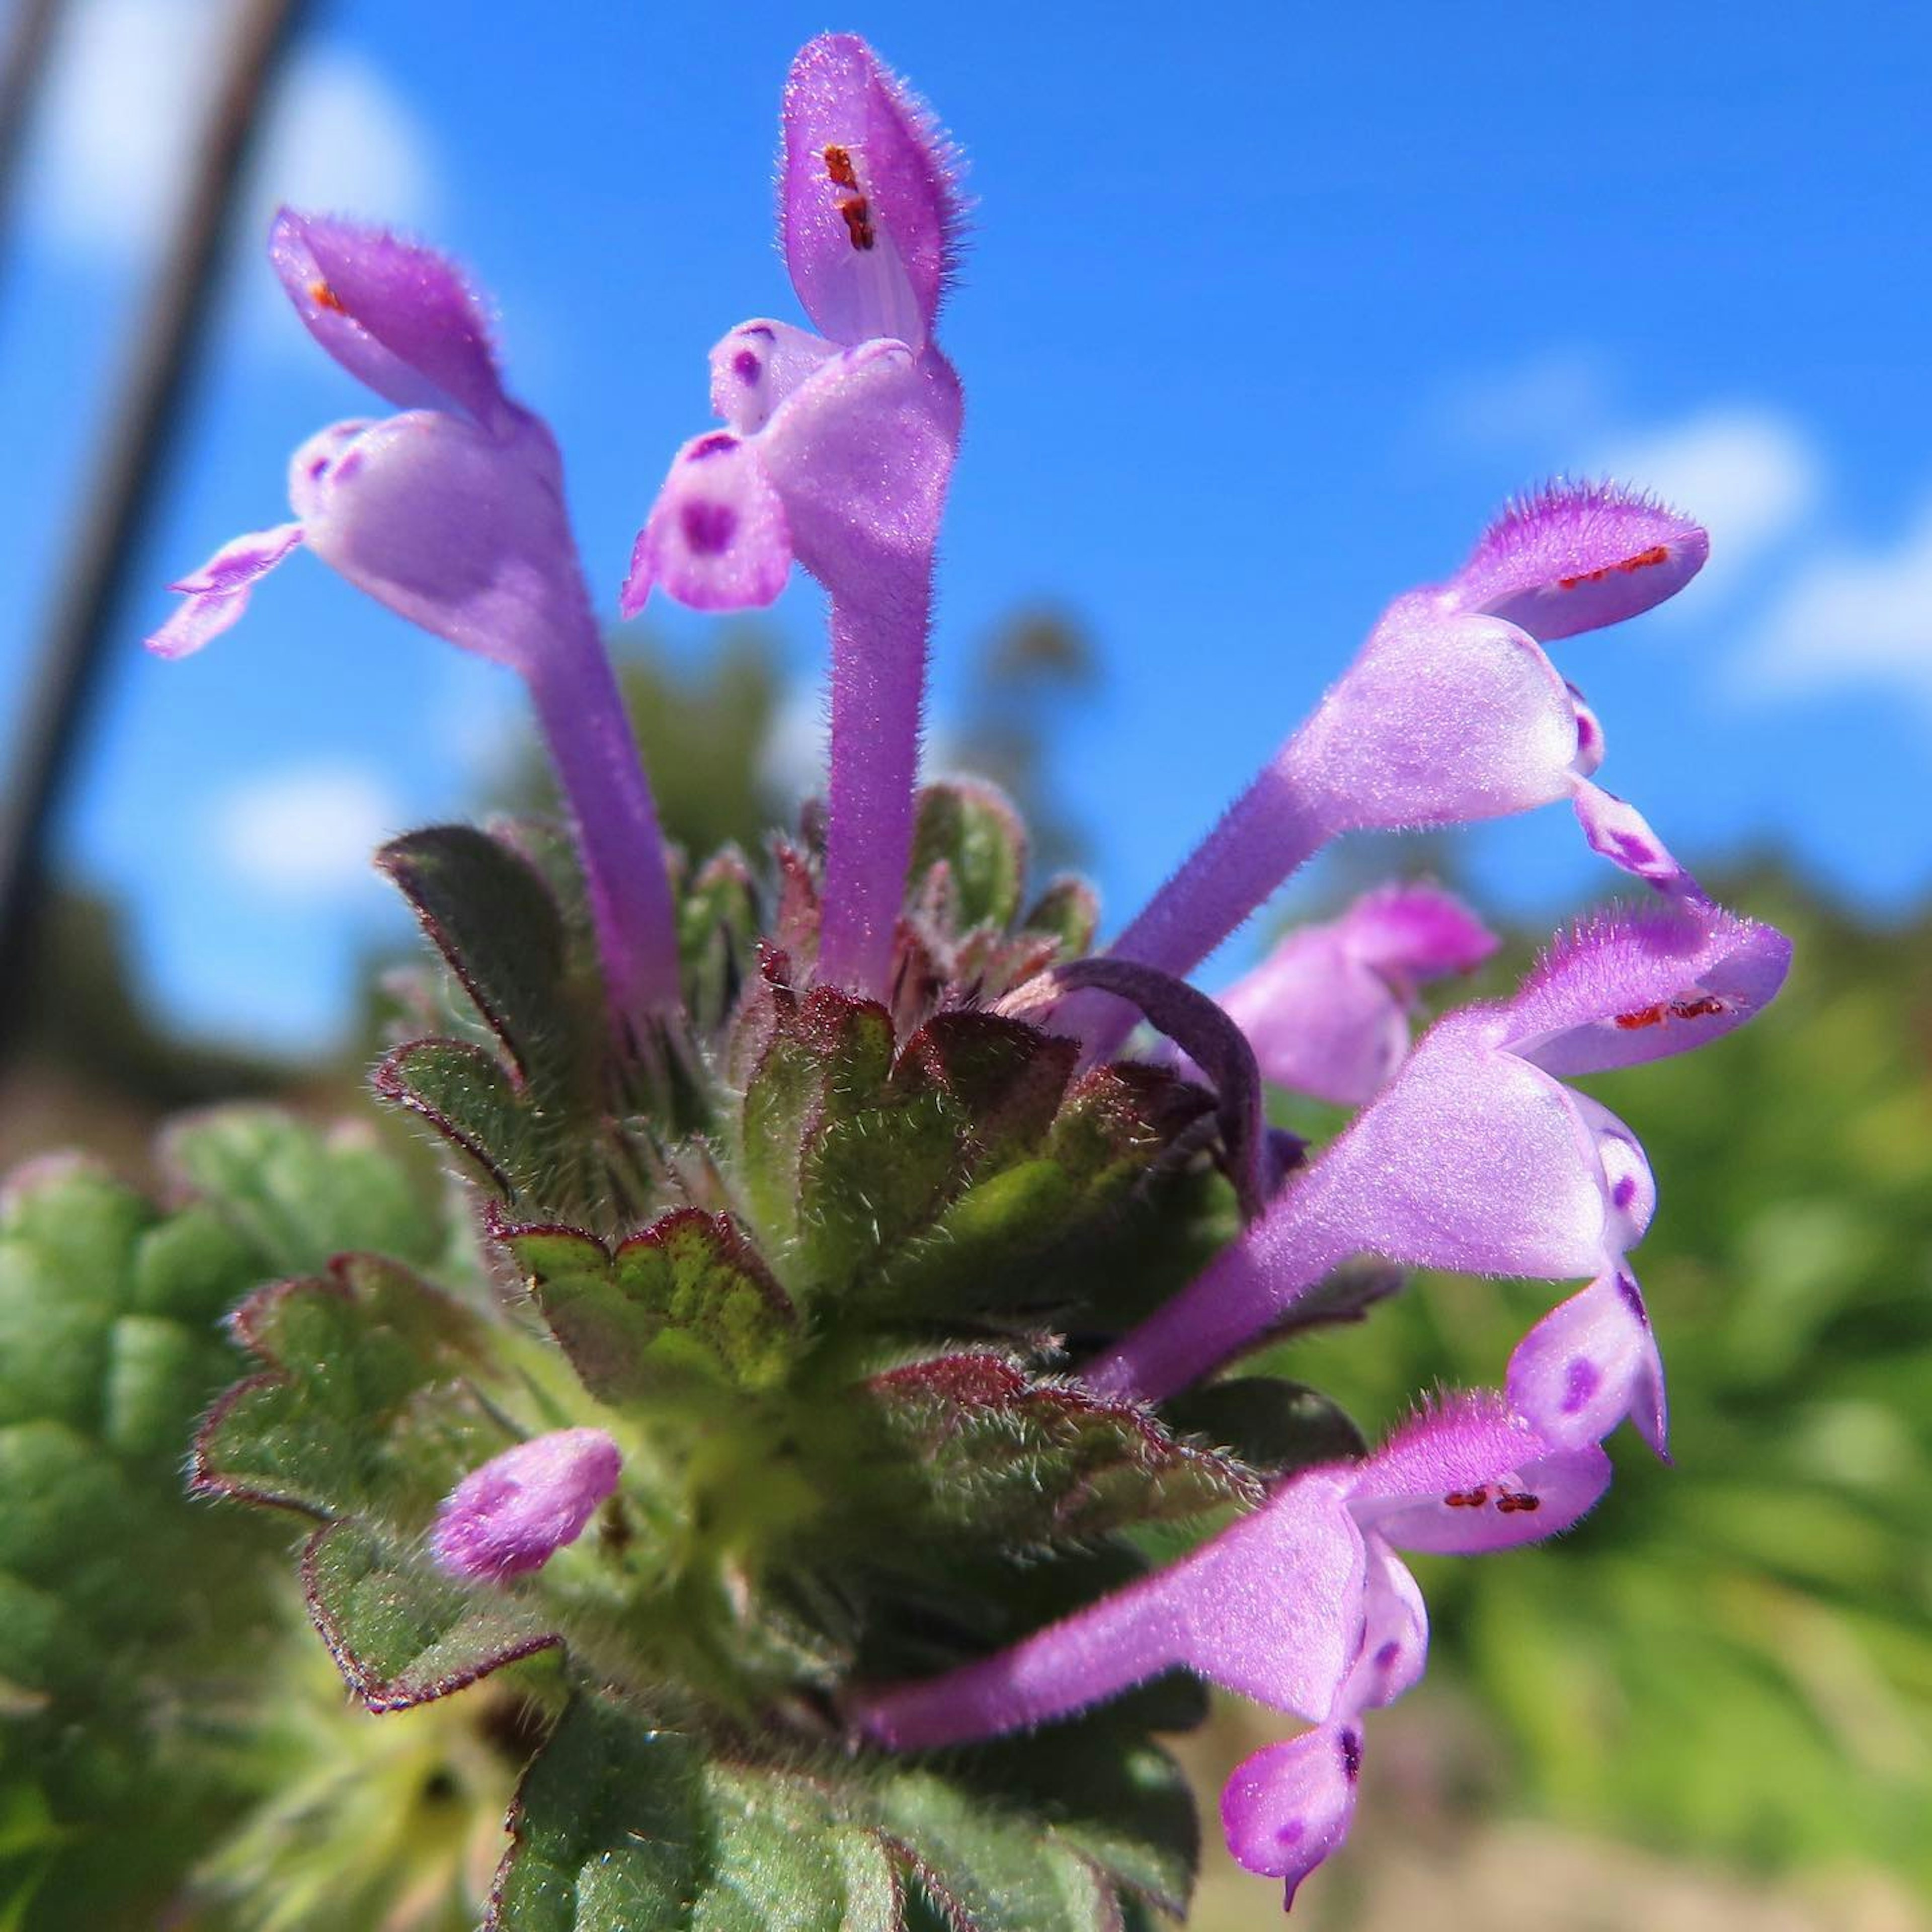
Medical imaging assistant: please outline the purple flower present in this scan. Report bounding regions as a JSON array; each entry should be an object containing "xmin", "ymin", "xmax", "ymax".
[
  {"xmin": 1082, "ymin": 890, "xmax": 1791, "ymax": 1423},
  {"xmin": 853, "ymin": 1391, "xmax": 1610, "ymax": 1906},
  {"xmin": 430, "ymin": 1426, "xmax": 621, "ymax": 1582},
  {"xmin": 1206, "ymin": 882, "xmax": 1498, "ymax": 1106},
  {"xmin": 148, "ymin": 212, "xmax": 681, "ymax": 1037},
  {"xmin": 622, "ymin": 35, "xmax": 965, "ymax": 999},
  {"xmin": 1069, "ymin": 482, "xmax": 1708, "ymax": 1059}
]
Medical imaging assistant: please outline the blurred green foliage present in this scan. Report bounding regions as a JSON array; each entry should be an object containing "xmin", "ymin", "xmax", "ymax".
[{"xmin": 1265, "ymin": 871, "xmax": 1932, "ymax": 1889}]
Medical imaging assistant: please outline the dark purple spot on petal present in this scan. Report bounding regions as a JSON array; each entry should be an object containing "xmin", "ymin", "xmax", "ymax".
[
  {"xmin": 1373, "ymin": 1640, "xmax": 1401, "ymax": 1671},
  {"xmin": 1338, "ymin": 1728, "xmax": 1362, "ymax": 1782},
  {"xmin": 741, "ymin": 324, "xmax": 775, "ymax": 341},
  {"xmin": 1561, "ymin": 1356, "xmax": 1601, "ymax": 1414},
  {"xmin": 332, "ymin": 449, "xmax": 365, "ymax": 486},
  {"xmin": 687, "ymin": 432, "xmax": 738, "ymax": 462},
  {"xmin": 732, "ymin": 350, "xmax": 762, "ymax": 384},
  {"xmin": 680, "ymin": 501, "xmax": 738, "ymax": 557},
  {"xmin": 1617, "ymin": 1272, "xmax": 1649, "ymax": 1327},
  {"xmin": 1613, "ymin": 1174, "xmax": 1638, "ymax": 1211},
  {"xmin": 307, "ymin": 453, "xmax": 331, "ymax": 481},
  {"xmin": 1575, "ymin": 710, "xmax": 1599, "ymax": 755}
]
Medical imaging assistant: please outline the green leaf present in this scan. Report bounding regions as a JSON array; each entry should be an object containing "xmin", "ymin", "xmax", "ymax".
[
  {"xmin": 162, "ymin": 1106, "xmax": 444, "ymax": 1275},
  {"xmin": 1161, "ymin": 1378, "xmax": 1368, "ymax": 1478},
  {"xmin": 375, "ymin": 1038, "xmax": 535, "ymax": 1201},
  {"xmin": 896, "ymin": 1014, "xmax": 1075, "ymax": 1175},
  {"xmin": 195, "ymin": 1254, "xmax": 500, "ymax": 1523},
  {"xmin": 1018, "ymin": 878, "xmax": 1099, "ymax": 959},
  {"xmin": 302, "ymin": 1520, "xmax": 560, "ymax": 1711},
  {"xmin": 909, "ymin": 782, "xmax": 1028, "ymax": 932},
  {"xmin": 679, "ymin": 848, "xmax": 762, "ymax": 1036},
  {"xmin": 499, "ymin": 1211, "xmax": 797, "ymax": 1401},
  {"xmin": 489, "ymin": 1697, "xmax": 703, "ymax": 1930},
  {"xmin": 379, "ymin": 825, "xmax": 580, "ymax": 1082},
  {"xmin": 857, "ymin": 1354, "xmax": 1257, "ymax": 1551}
]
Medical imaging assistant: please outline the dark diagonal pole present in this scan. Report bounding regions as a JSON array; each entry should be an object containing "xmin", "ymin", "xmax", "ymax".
[
  {"xmin": 0, "ymin": 0, "xmax": 312, "ymax": 1057},
  {"xmin": 0, "ymin": 0, "xmax": 62, "ymax": 284}
]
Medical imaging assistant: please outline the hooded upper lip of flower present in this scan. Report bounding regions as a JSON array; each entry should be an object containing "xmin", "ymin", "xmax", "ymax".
[
  {"xmin": 1077, "ymin": 889, "xmax": 1792, "ymax": 1410},
  {"xmin": 619, "ymin": 35, "xmax": 970, "ymax": 1004},
  {"xmin": 146, "ymin": 209, "xmax": 683, "ymax": 1029},
  {"xmin": 1062, "ymin": 480, "xmax": 1712, "ymax": 1062}
]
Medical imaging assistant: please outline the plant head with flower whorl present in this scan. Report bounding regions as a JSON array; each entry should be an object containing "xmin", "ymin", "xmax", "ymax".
[{"xmin": 121, "ymin": 31, "xmax": 1796, "ymax": 1932}]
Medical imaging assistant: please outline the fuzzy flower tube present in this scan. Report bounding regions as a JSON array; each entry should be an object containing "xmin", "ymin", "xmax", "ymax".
[
  {"xmin": 854, "ymin": 1392, "xmax": 1612, "ymax": 1904},
  {"xmin": 623, "ymin": 34, "xmax": 965, "ymax": 1000},
  {"xmin": 1065, "ymin": 486, "xmax": 1711, "ymax": 1060},
  {"xmin": 147, "ymin": 214, "xmax": 681, "ymax": 1040}
]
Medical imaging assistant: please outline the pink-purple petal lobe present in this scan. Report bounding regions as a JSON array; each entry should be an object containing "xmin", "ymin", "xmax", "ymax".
[
  {"xmin": 1509, "ymin": 1268, "xmax": 1670, "ymax": 1459},
  {"xmin": 1287, "ymin": 601, "xmax": 1582, "ymax": 831},
  {"xmin": 755, "ymin": 340, "xmax": 961, "ymax": 584},
  {"xmin": 1338, "ymin": 881, "xmax": 1500, "ymax": 986},
  {"xmin": 781, "ymin": 34, "xmax": 965, "ymax": 350},
  {"xmin": 296, "ymin": 409, "xmax": 579, "ymax": 673},
  {"xmin": 1220, "ymin": 935, "xmax": 1410, "ymax": 1107},
  {"xmin": 430, "ymin": 1426, "xmax": 620, "ymax": 1582},
  {"xmin": 146, "ymin": 521, "xmax": 304, "ymax": 659},
  {"xmin": 1221, "ymin": 1724, "xmax": 1361, "ymax": 1901},
  {"xmin": 708, "ymin": 318, "xmax": 839, "ymax": 434},
  {"xmin": 621, "ymin": 432, "xmax": 793, "ymax": 616},
  {"xmin": 1504, "ymin": 895, "xmax": 1794, "ymax": 1077},
  {"xmin": 270, "ymin": 209, "xmax": 508, "ymax": 427},
  {"xmin": 1450, "ymin": 479, "xmax": 1710, "ymax": 642}
]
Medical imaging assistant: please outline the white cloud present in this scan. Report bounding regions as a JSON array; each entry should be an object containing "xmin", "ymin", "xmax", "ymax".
[
  {"xmin": 1436, "ymin": 349, "xmax": 1612, "ymax": 453},
  {"xmin": 1591, "ymin": 406, "xmax": 1823, "ymax": 611},
  {"xmin": 1746, "ymin": 500, "xmax": 1932, "ymax": 710},
  {"xmin": 29, "ymin": 0, "xmax": 435, "ymax": 259},
  {"xmin": 210, "ymin": 762, "xmax": 404, "ymax": 901}
]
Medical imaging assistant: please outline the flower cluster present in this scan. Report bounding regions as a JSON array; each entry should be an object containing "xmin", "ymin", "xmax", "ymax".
[{"xmin": 150, "ymin": 30, "xmax": 1789, "ymax": 1922}]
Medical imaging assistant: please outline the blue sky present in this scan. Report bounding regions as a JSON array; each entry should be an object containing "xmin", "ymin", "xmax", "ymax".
[{"xmin": 3, "ymin": 0, "xmax": 1928, "ymax": 1052}]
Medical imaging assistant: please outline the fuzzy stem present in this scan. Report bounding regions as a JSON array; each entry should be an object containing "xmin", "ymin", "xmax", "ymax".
[
  {"xmin": 1070, "ymin": 750, "xmax": 1333, "ymax": 1060},
  {"xmin": 1081, "ymin": 1183, "xmax": 1351, "ymax": 1404},
  {"xmin": 524, "ymin": 625, "xmax": 682, "ymax": 1036},
  {"xmin": 816, "ymin": 574, "xmax": 930, "ymax": 997},
  {"xmin": 854, "ymin": 1567, "xmax": 1187, "ymax": 1752}
]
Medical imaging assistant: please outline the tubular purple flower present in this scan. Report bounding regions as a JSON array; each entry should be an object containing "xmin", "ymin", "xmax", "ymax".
[
  {"xmin": 1071, "ymin": 482, "xmax": 1709, "ymax": 1059},
  {"xmin": 622, "ymin": 34, "xmax": 965, "ymax": 999},
  {"xmin": 430, "ymin": 1426, "xmax": 621, "ymax": 1582},
  {"xmin": 1206, "ymin": 882, "xmax": 1498, "ymax": 1106},
  {"xmin": 147, "ymin": 213, "xmax": 682, "ymax": 1038},
  {"xmin": 853, "ymin": 1391, "xmax": 1610, "ymax": 1906},
  {"xmin": 1081, "ymin": 891, "xmax": 1791, "ymax": 1416}
]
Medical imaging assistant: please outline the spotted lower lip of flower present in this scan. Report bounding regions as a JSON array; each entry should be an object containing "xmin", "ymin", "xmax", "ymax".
[
  {"xmin": 622, "ymin": 35, "xmax": 967, "ymax": 1003},
  {"xmin": 146, "ymin": 210, "xmax": 682, "ymax": 1034},
  {"xmin": 431, "ymin": 1427, "xmax": 622, "ymax": 1582},
  {"xmin": 851, "ymin": 1392, "xmax": 1609, "ymax": 1904},
  {"xmin": 1079, "ymin": 889, "xmax": 1790, "ymax": 1407},
  {"xmin": 1066, "ymin": 482, "xmax": 1710, "ymax": 1060}
]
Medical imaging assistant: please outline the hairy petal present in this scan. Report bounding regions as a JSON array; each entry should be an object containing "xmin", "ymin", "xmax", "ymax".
[
  {"xmin": 298, "ymin": 410, "xmax": 582, "ymax": 674},
  {"xmin": 622, "ymin": 431, "xmax": 793, "ymax": 615},
  {"xmin": 146, "ymin": 521, "xmax": 303, "ymax": 659},
  {"xmin": 781, "ymin": 33, "xmax": 965, "ymax": 349},
  {"xmin": 708, "ymin": 318, "xmax": 839, "ymax": 434},
  {"xmin": 1337, "ymin": 881, "xmax": 1500, "ymax": 986},
  {"xmin": 1510, "ymin": 1267, "xmax": 1670, "ymax": 1459},
  {"xmin": 431, "ymin": 1427, "xmax": 620, "ymax": 1581},
  {"xmin": 1448, "ymin": 478, "xmax": 1710, "ymax": 641},
  {"xmin": 1505, "ymin": 893, "xmax": 1793, "ymax": 1076},
  {"xmin": 270, "ymin": 208, "xmax": 508, "ymax": 427},
  {"xmin": 1221, "ymin": 1724, "xmax": 1362, "ymax": 1901},
  {"xmin": 1288, "ymin": 599, "xmax": 1583, "ymax": 832},
  {"xmin": 757, "ymin": 340, "xmax": 962, "ymax": 588}
]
